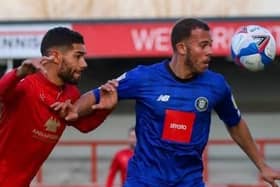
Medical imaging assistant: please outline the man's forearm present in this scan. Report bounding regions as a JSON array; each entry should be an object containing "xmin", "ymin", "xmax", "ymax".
[
  {"xmin": 228, "ymin": 119, "xmax": 267, "ymax": 171},
  {"xmin": 76, "ymin": 91, "xmax": 96, "ymax": 117}
]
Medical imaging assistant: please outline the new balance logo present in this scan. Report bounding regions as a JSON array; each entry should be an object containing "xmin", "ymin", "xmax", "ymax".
[{"xmin": 157, "ymin": 94, "xmax": 170, "ymax": 102}]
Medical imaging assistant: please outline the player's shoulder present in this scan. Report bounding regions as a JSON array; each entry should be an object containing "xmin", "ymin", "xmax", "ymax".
[
  {"xmin": 133, "ymin": 60, "xmax": 164, "ymax": 72},
  {"xmin": 65, "ymin": 84, "xmax": 79, "ymax": 92},
  {"xmin": 127, "ymin": 60, "xmax": 166, "ymax": 80},
  {"xmin": 19, "ymin": 72, "xmax": 41, "ymax": 87},
  {"xmin": 64, "ymin": 84, "xmax": 80, "ymax": 99},
  {"xmin": 200, "ymin": 70, "xmax": 230, "ymax": 93},
  {"xmin": 203, "ymin": 70, "xmax": 227, "ymax": 84},
  {"xmin": 117, "ymin": 60, "xmax": 168, "ymax": 86}
]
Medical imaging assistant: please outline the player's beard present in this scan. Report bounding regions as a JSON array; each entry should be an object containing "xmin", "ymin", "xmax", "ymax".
[
  {"xmin": 58, "ymin": 58, "xmax": 80, "ymax": 85},
  {"xmin": 184, "ymin": 47, "xmax": 200, "ymax": 76}
]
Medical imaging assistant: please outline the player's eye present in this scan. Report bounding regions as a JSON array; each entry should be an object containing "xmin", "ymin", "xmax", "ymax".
[
  {"xmin": 75, "ymin": 55, "xmax": 82, "ymax": 59},
  {"xmin": 200, "ymin": 41, "xmax": 212, "ymax": 49}
]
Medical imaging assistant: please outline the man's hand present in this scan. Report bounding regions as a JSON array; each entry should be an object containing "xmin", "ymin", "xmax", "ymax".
[
  {"xmin": 16, "ymin": 56, "xmax": 54, "ymax": 78},
  {"xmin": 260, "ymin": 165, "xmax": 280, "ymax": 187},
  {"xmin": 50, "ymin": 79, "xmax": 118, "ymax": 121},
  {"xmin": 51, "ymin": 99, "xmax": 79, "ymax": 122},
  {"xmin": 91, "ymin": 79, "xmax": 118, "ymax": 110}
]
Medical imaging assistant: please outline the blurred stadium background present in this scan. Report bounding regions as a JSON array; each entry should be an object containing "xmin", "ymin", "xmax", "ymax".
[{"xmin": 0, "ymin": 0, "xmax": 280, "ymax": 186}]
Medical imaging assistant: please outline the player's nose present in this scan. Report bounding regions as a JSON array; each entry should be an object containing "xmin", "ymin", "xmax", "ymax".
[{"xmin": 80, "ymin": 58, "xmax": 88, "ymax": 69}]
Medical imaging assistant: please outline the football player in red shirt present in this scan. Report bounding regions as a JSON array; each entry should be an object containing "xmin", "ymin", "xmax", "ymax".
[
  {"xmin": 0, "ymin": 27, "xmax": 117, "ymax": 187},
  {"xmin": 105, "ymin": 127, "xmax": 136, "ymax": 187}
]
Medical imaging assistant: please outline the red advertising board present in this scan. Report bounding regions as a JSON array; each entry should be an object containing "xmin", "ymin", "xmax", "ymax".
[
  {"xmin": 72, "ymin": 22, "xmax": 172, "ymax": 58},
  {"xmin": 72, "ymin": 20, "xmax": 280, "ymax": 58}
]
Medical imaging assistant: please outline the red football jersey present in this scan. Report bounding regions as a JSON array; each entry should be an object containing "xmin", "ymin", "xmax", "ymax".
[
  {"xmin": 0, "ymin": 70, "xmax": 109, "ymax": 187},
  {"xmin": 105, "ymin": 148, "xmax": 134, "ymax": 187}
]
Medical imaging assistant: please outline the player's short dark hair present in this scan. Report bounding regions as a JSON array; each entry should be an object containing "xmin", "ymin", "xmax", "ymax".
[
  {"xmin": 171, "ymin": 18, "xmax": 210, "ymax": 51},
  {"xmin": 40, "ymin": 27, "xmax": 84, "ymax": 56}
]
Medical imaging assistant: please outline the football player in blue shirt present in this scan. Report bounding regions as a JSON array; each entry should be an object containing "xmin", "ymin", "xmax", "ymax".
[{"xmin": 61, "ymin": 18, "xmax": 280, "ymax": 187}]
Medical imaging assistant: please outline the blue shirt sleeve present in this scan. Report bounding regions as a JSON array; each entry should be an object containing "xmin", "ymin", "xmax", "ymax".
[
  {"xmin": 214, "ymin": 80, "xmax": 241, "ymax": 127},
  {"xmin": 91, "ymin": 65, "xmax": 145, "ymax": 103},
  {"xmin": 92, "ymin": 88, "xmax": 100, "ymax": 103},
  {"xmin": 116, "ymin": 66, "xmax": 145, "ymax": 100}
]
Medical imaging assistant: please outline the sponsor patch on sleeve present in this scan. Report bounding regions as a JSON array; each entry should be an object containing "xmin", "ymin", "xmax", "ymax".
[{"xmin": 161, "ymin": 109, "xmax": 196, "ymax": 143}]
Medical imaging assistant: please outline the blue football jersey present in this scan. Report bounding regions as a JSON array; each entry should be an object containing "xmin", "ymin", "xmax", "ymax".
[{"xmin": 94, "ymin": 60, "xmax": 241, "ymax": 186}]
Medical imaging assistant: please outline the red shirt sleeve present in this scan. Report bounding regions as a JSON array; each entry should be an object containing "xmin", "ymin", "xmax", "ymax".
[
  {"xmin": 70, "ymin": 109, "xmax": 112, "ymax": 133},
  {"xmin": 65, "ymin": 85, "xmax": 112, "ymax": 133},
  {"xmin": 0, "ymin": 69, "xmax": 22, "ymax": 102}
]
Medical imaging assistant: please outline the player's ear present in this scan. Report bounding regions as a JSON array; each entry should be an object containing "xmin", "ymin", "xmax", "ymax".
[
  {"xmin": 47, "ymin": 50, "xmax": 60, "ymax": 64},
  {"xmin": 176, "ymin": 42, "xmax": 187, "ymax": 56}
]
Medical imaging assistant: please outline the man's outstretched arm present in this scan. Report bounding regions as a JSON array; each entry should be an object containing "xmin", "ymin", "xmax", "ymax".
[
  {"xmin": 51, "ymin": 80, "xmax": 118, "ymax": 132},
  {"xmin": 227, "ymin": 118, "xmax": 280, "ymax": 187},
  {"xmin": 0, "ymin": 57, "xmax": 52, "ymax": 100}
]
